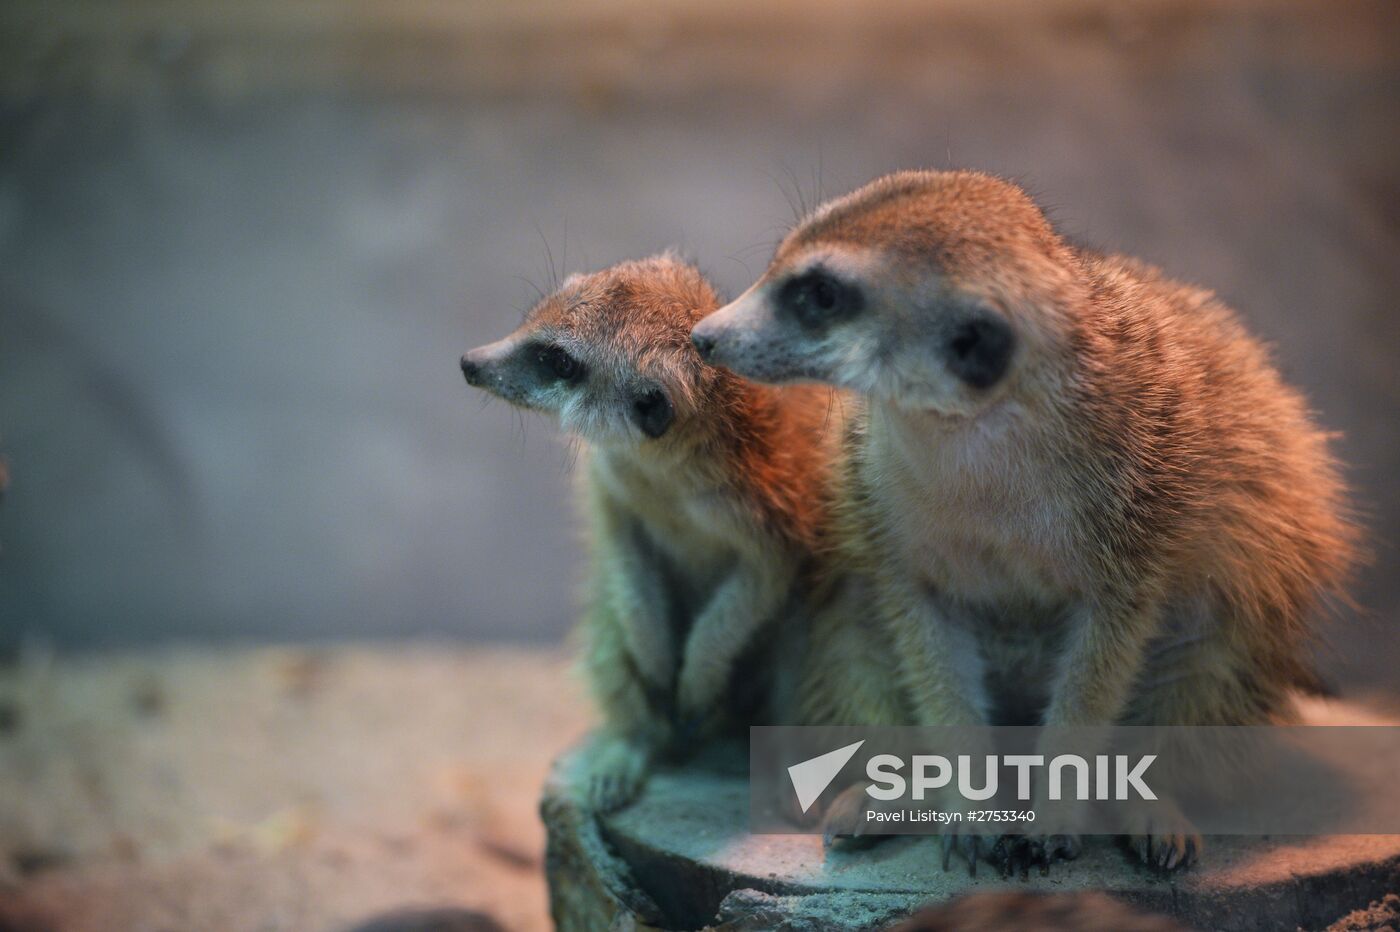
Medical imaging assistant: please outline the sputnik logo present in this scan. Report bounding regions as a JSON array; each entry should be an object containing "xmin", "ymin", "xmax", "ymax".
[{"xmin": 787, "ymin": 740, "xmax": 865, "ymax": 813}]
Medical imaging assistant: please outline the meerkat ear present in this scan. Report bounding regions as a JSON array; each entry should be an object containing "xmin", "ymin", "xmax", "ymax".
[
  {"xmin": 631, "ymin": 387, "xmax": 674, "ymax": 438},
  {"xmin": 944, "ymin": 312, "xmax": 1015, "ymax": 390}
]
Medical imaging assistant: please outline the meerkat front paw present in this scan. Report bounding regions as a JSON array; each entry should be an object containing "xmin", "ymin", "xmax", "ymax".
[
  {"xmin": 989, "ymin": 833, "xmax": 1082, "ymax": 878},
  {"xmin": 821, "ymin": 785, "xmax": 988, "ymax": 878},
  {"xmin": 1126, "ymin": 826, "xmax": 1201, "ymax": 872},
  {"xmin": 928, "ymin": 793, "xmax": 993, "ymax": 876},
  {"xmin": 822, "ymin": 785, "xmax": 989, "ymax": 876},
  {"xmin": 573, "ymin": 733, "xmax": 653, "ymax": 814},
  {"xmin": 1123, "ymin": 798, "xmax": 1202, "ymax": 871},
  {"xmin": 933, "ymin": 831, "xmax": 989, "ymax": 878},
  {"xmin": 820, "ymin": 782, "xmax": 886, "ymax": 849}
]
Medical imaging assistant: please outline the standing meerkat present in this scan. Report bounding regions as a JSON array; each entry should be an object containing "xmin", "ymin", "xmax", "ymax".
[
  {"xmin": 690, "ymin": 170, "xmax": 1359, "ymax": 871},
  {"xmin": 460, "ymin": 253, "xmax": 844, "ymax": 811}
]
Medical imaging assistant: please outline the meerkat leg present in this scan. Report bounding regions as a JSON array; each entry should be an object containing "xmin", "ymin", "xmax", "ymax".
[
  {"xmin": 592, "ymin": 494, "xmax": 677, "ymax": 699},
  {"xmin": 797, "ymin": 580, "xmax": 912, "ymax": 728},
  {"xmin": 821, "ymin": 571, "xmax": 992, "ymax": 870},
  {"xmin": 992, "ymin": 589, "xmax": 1163, "ymax": 877},
  {"xmin": 674, "ymin": 559, "xmax": 791, "ymax": 736},
  {"xmin": 1043, "ymin": 590, "xmax": 1163, "ymax": 728},
  {"xmin": 879, "ymin": 572, "xmax": 988, "ymax": 729},
  {"xmin": 760, "ymin": 580, "xmax": 907, "ymax": 829},
  {"xmin": 1115, "ymin": 606, "xmax": 1290, "ymax": 871},
  {"xmin": 576, "ymin": 611, "xmax": 672, "ymax": 812},
  {"xmin": 575, "ymin": 498, "xmax": 678, "ymax": 813}
]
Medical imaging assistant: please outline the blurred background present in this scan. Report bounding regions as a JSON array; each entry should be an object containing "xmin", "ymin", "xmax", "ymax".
[
  {"xmin": 1, "ymin": 0, "xmax": 1399, "ymax": 683},
  {"xmin": 0, "ymin": 1, "xmax": 1398, "ymax": 928}
]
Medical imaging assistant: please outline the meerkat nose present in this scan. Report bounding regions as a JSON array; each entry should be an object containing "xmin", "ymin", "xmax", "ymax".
[
  {"xmin": 460, "ymin": 354, "xmax": 483, "ymax": 385},
  {"xmin": 691, "ymin": 331, "xmax": 717, "ymax": 361}
]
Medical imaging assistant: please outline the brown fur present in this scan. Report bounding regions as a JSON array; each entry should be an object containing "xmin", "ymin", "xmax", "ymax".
[
  {"xmin": 463, "ymin": 254, "xmax": 845, "ymax": 810},
  {"xmin": 804, "ymin": 173, "xmax": 1358, "ymax": 728},
  {"xmin": 690, "ymin": 170, "xmax": 1362, "ymax": 866}
]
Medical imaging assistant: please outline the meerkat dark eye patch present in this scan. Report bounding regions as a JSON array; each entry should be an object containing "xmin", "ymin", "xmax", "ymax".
[
  {"xmin": 778, "ymin": 269, "xmax": 864, "ymax": 330},
  {"xmin": 535, "ymin": 344, "xmax": 585, "ymax": 383},
  {"xmin": 944, "ymin": 313, "xmax": 1015, "ymax": 389},
  {"xmin": 631, "ymin": 387, "xmax": 674, "ymax": 439}
]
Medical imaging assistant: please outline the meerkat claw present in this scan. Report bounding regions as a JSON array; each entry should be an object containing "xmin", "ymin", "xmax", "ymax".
[
  {"xmin": 822, "ymin": 819, "xmax": 870, "ymax": 850},
  {"xmin": 990, "ymin": 835, "xmax": 1028, "ymax": 880},
  {"xmin": 938, "ymin": 832, "xmax": 984, "ymax": 876},
  {"xmin": 1127, "ymin": 831, "xmax": 1199, "ymax": 873},
  {"xmin": 991, "ymin": 833, "xmax": 1080, "ymax": 879},
  {"xmin": 1026, "ymin": 838, "xmax": 1045, "ymax": 878},
  {"xmin": 1134, "ymin": 833, "xmax": 1150, "ymax": 864},
  {"xmin": 574, "ymin": 732, "xmax": 652, "ymax": 813},
  {"xmin": 821, "ymin": 783, "xmax": 882, "ymax": 851}
]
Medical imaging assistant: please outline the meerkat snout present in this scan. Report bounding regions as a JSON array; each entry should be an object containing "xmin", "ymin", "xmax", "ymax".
[
  {"xmin": 459, "ymin": 338, "xmax": 527, "ymax": 399},
  {"xmin": 690, "ymin": 288, "xmax": 809, "ymax": 383},
  {"xmin": 460, "ymin": 353, "xmax": 484, "ymax": 385}
]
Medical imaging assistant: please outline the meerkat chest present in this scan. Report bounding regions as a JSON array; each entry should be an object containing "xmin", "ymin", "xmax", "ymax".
[
  {"xmin": 596, "ymin": 456, "xmax": 745, "ymax": 591},
  {"xmin": 637, "ymin": 494, "xmax": 739, "ymax": 581},
  {"xmin": 874, "ymin": 442, "xmax": 1082, "ymax": 719},
  {"xmin": 872, "ymin": 411, "xmax": 1081, "ymax": 610}
]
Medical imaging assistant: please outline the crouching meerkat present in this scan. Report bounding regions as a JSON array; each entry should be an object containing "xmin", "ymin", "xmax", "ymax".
[
  {"xmin": 461, "ymin": 253, "xmax": 844, "ymax": 811},
  {"xmin": 691, "ymin": 171, "xmax": 1359, "ymax": 871}
]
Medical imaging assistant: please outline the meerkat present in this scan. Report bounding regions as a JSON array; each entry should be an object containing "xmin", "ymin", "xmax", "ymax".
[
  {"xmin": 690, "ymin": 170, "xmax": 1359, "ymax": 872},
  {"xmin": 460, "ymin": 253, "xmax": 846, "ymax": 812}
]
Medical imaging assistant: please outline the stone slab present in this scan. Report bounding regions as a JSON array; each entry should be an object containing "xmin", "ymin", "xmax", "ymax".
[{"xmin": 544, "ymin": 700, "xmax": 1400, "ymax": 931}]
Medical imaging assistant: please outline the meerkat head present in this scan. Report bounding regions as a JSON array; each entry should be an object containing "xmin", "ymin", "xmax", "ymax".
[
  {"xmin": 461, "ymin": 253, "xmax": 719, "ymax": 446},
  {"xmin": 691, "ymin": 171, "xmax": 1081, "ymax": 416}
]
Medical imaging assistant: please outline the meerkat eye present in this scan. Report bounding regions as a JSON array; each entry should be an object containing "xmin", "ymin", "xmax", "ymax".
[
  {"xmin": 631, "ymin": 387, "xmax": 674, "ymax": 439},
  {"xmin": 779, "ymin": 270, "xmax": 862, "ymax": 329},
  {"xmin": 536, "ymin": 345, "xmax": 584, "ymax": 383},
  {"xmin": 944, "ymin": 313, "xmax": 1016, "ymax": 390}
]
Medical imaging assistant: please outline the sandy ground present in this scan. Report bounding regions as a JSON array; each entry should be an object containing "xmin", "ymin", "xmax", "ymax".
[
  {"xmin": 0, "ymin": 645, "xmax": 591, "ymax": 932},
  {"xmin": 0, "ymin": 649, "xmax": 1395, "ymax": 931}
]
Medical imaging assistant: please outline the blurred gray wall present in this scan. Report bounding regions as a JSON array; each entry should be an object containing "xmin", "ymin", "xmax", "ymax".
[{"xmin": 0, "ymin": 1, "xmax": 1397, "ymax": 690}]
